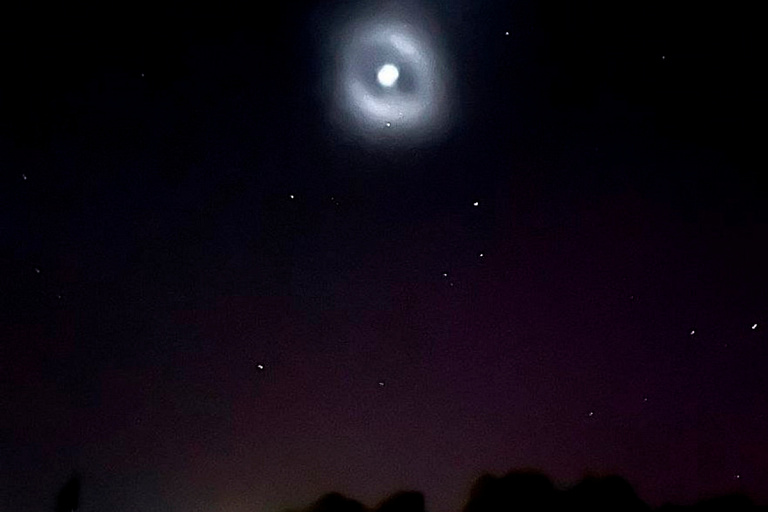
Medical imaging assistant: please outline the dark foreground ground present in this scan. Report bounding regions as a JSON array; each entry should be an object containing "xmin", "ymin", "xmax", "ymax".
[{"xmin": 55, "ymin": 470, "xmax": 767, "ymax": 512}]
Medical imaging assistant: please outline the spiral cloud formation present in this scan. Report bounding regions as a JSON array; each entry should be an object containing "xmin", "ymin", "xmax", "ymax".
[{"xmin": 325, "ymin": 1, "xmax": 455, "ymax": 147}]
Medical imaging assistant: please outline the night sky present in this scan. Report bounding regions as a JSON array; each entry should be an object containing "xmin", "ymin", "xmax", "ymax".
[{"xmin": 2, "ymin": 1, "xmax": 766, "ymax": 511}]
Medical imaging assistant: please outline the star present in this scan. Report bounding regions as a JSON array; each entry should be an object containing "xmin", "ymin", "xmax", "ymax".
[
  {"xmin": 256, "ymin": 364, "xmax": 265, "ymax": 370},
  {"xmin": 752, "ymin": 323, "xmax": 758, "ymax": 330},
  {"xmin": 473, "ymin": 201, "xmax": 479, "ymax": 207},
  {"xmin": 690, "ymin": 330, "xmax": 695, "ymax": 335}
]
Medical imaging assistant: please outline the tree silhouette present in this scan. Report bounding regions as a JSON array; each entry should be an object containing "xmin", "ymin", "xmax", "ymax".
[
  {"xmin": 286, "ymin": 469, "xmax": 767, "ymax": 512},
  {"xmin": 694, "ymin": 494, "xmax": 755, "ymax": 512},
  {"xmin": 55, "ymin": 475, "xmax": 80, "ymax": 512},
  {"xmin": 565, "ymin": 474, "xmax": 650, "ymax": 512},
  {"xmin": 463, "ymin": 470, "xmax": 560, "ymax": 512},
  {"xmin": 374, "ymin": 490, "xmax": 425, "ymax": 512},
  {"xmin": 303, "ymin": 492, "xmax": 366, "ymax": 512},
  {"xmin": 53, "ymin": 467, "xmax": 768, "ymax": 512}
]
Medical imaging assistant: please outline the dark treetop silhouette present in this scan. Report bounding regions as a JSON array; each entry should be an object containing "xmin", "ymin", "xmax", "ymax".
[
  {"xmin": 111, "ymin": 469, "xmax": 762, "ymax": 512},
  {"xmin": 291, "ymin": 470, "xmax": 766, "ymax": 512},
  {"xmin": 54, "ymin": 469, "xmax": 768, "ymax": 511},
  {"xmin": 54, "ymin": 475, "xmax": 80, "ymax": 512}
]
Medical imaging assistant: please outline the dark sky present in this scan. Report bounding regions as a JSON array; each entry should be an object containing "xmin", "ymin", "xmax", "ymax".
[{"xmin": 2, "ymin": 1, "xmax": 766, "ymax": 511}]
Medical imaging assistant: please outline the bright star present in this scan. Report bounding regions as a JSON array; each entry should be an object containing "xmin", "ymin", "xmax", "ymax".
[{"xmin": 377, "ymin": 64, "xmax": 399, "ymax": 87}]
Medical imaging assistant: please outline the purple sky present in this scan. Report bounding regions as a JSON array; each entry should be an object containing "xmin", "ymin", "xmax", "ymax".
[{"xmin": 2, "ymin": 1, "xmax": 766, "ymax": 511}]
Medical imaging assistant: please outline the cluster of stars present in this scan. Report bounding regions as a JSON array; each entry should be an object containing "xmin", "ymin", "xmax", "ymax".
[
  {"xmin": 16, "ymin": 134, "xmax": 760, "ymax": 495},
  {"xmin": 580, "ymin": 315, "xmax": 764, "ymax": 425}
]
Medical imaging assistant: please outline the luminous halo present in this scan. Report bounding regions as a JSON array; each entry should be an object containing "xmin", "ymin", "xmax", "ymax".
[{"xmin": 323, "ymin": 1, "xmax": 456, "ymax": 147}]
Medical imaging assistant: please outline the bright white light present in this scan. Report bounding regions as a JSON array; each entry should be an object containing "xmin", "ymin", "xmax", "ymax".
[
  {"xmin": 377, "ymin": 64, "xmax": 399, "ymax": 87},
  {"xmin": 323, "ymin": 1, "xmax": 455, "ymax": 146}
]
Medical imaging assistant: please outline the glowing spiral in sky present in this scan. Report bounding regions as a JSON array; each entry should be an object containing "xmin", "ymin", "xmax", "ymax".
[{"xmin": 325, "ymin": 1, "xmax": 455, "ymax": 147}]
